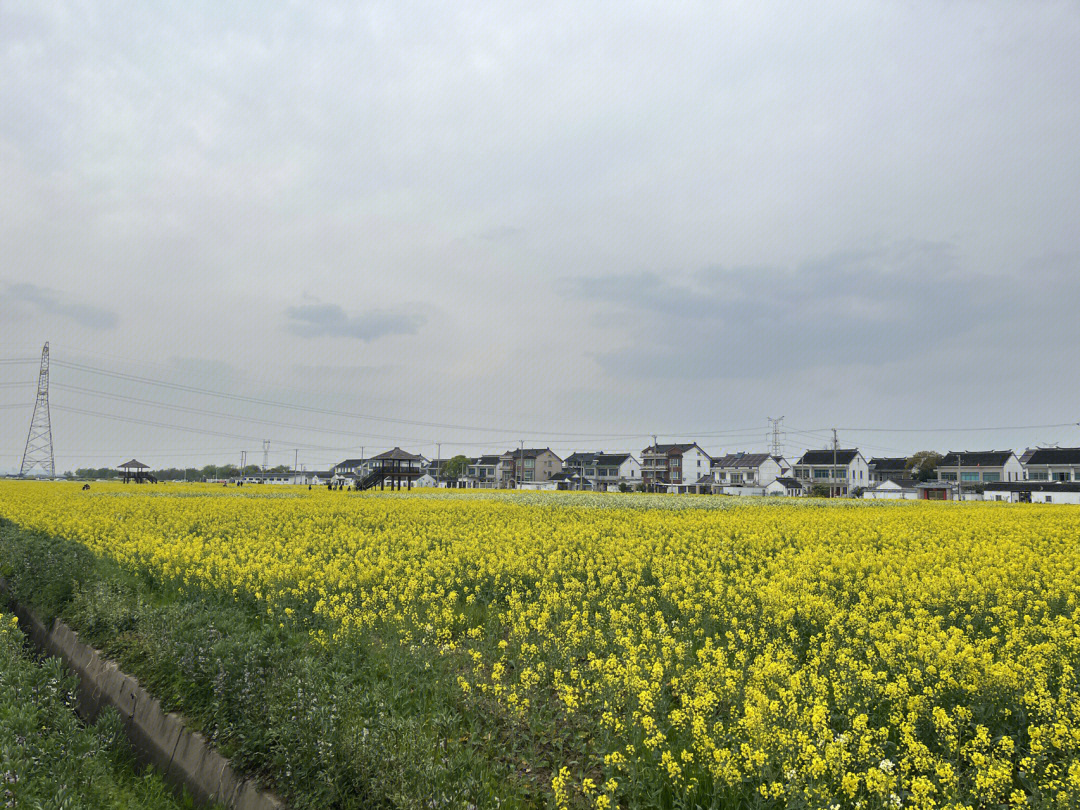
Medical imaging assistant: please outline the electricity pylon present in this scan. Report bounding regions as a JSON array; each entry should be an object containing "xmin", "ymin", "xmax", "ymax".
[{"xmin": 20, "ymin": 342, "xmax": 55, "ymax": 478}]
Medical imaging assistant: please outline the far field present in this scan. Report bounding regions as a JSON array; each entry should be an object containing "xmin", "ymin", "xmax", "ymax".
[{"xmin": 1, "ymin": 482, "xmax": 1078, "ymax": 809}]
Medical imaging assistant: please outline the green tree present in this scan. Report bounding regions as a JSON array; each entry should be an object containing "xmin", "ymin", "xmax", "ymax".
[
  {"xmin": 906, "ymin": 451, "xmax": 943, "ymax": 482},
  {"xmin": 809, "ymin": 483, "xmax": 831, "ymax": 498},
  {"xmin": 442, "ymin": 455, "xmax": 470, "ymax": 481}
]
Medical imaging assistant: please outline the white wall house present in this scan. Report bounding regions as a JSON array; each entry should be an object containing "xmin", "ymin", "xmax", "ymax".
[
  {"xmin": 868, "ymin": 457, "xmax": 909, "ymax": 484},
  {"xmin": 465, "ymin": 455, "xmax": 500, "ymax": 488},
  {"xmin": 983, "ymin": 481, "xmax": 1080, "ymax": 504},
  {"xmin": 793, "ymin": 449, "xmax": 870, "ymax": 497},
  {"xmin": 711, "ymin": 453, "xmax": 790, "ymax": 489},
  {"xmin": 765, "ymin": 477, "xmax": 804, "ymax": 497},
  {"xmin": 936, "ymin": 451, "xmax": 1023, "ymax": 487},
  {"xmin": 564, "ymin": 452, "xmax": 642, "ymax": 490},
  {"xmin": 1021, "ymin": 448, "xmax": 1080, "ymax": 482}
]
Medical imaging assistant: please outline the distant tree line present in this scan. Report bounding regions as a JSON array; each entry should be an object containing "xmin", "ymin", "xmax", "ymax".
[{"xmin": 72, "ymin": 463, "xmax": 292, "ymax": 481}]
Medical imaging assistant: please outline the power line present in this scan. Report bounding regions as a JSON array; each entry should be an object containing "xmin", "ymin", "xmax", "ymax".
[
  {"xmin": 836, "ymin": 422, "xmax": 1080, "ymax": 433},
  {"xmin": 52, "ymin": 383, "xmax": 439, "ymax": 444},
  {"xmin": 52, "ymin": 360, "xmax": 655, "ymax": 438},
  {"xmin": 51, "ymin": 359, "xmax": 782, "ymax": 442},
  {"xmin": 50, "ymin": 404, "xmax": 337, "ymax": 450}
]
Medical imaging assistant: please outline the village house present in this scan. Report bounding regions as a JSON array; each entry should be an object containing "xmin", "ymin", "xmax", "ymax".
[
  {"xmin": 563, "ymin": 452, "xmax": 642, "ymax": 491},
  {"xmin": 1021, "ymin": 448, "xmax": 1080, "ymax": 482},
  {"xmin": 497, "ymin": 448, "xmax": 563, "ymax": 487},
  {"xmin": 332, "ymin": 457, "xmax": 372, "ymax": 477},
  {"xmin": 792, "ymin": 449, "xmax": 869, "ymax": 497},
  {"xmin": 936, "ymin": 451, "xmax": 1023, "ymax": 487},
  {"xmin": 464, "ymin": 455, "xmax": 500, "ymax": 488},
  {"xmin": 640, "ymin": 443, "xmax": 711, "ymax": 491},
  {"xmin": 983, "ymin": 481, "xmax": 1080, "ymax": 504},
  {"xmin": 868, "ymin": 457, "xmax": 909, "ymax": 484},
  {"xmin": 710, "ymin": 452, "xmax": 790, "ymax": 489}
]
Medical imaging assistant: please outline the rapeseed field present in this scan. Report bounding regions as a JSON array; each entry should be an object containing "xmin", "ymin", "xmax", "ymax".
[{"xmin": 1, "ymin": 480, "xmax": 1078, "ymax": 809}]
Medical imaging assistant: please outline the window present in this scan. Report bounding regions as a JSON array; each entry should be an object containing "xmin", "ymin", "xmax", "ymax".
[
  {"xmin": 961, "ymin": 472, "xmax": 979, "ymax": 482},
  {"xmin": 1046, "ymin": 496, "xmax": 1053, "ymax": 503},
  {"xmin": 940, "ymin": 472, "xmax": 957, "ymax": 481},
  {"xmin": 731, "ymin": 473, "xmax": 743, "ymax": 483},
  {"xmin": 1054, "ymin": 472, "xmax": 1071, "ymax": 482},
  {"xmin": 1029, "ymin": 471, "xmax": 1049, "ymax": 481},
  {"xmin": 814, "ymin": 469, "xmax": 830, "ymax": 479},
  {"xmin": 982, "ymin": 473, "xmax": 1000, "ymax": 483}
]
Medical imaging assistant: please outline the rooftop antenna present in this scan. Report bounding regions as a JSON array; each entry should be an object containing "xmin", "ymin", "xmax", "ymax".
[{"xmin": 20, "ymin": 342, "xmax": 55, "ymax": 478}]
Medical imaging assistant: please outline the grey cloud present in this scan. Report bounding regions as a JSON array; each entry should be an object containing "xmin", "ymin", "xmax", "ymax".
[
  {"xmin": 5, "ymin": 283, "xmax": 118, "ymax": 330},
  {"xmin": 477, "ymin": 226, "xmax": 523, "ymax": 242},
  {"xmin": 566, "ymin": 243, "xmax": 1079, "ymax": 380},
  {"xmin": 285, "ymin": 304, "xmax": 425, "ymax": 341}
]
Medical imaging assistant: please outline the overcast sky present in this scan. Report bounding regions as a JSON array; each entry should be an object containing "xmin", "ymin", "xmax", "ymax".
[{"xmin": 3, "ymin": 1, "xmax": 1079, "ymax": 472}]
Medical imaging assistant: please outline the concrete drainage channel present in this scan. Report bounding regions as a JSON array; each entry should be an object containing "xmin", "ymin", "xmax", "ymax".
[{"xmin": 1, "ymin": 582, "xmax": 285, "ymax": 810}]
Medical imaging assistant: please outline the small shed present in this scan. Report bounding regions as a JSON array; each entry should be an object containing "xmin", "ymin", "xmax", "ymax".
[
  {"xmin": 765, "ymin": 477, "xmax": 804, "ymax": 497},
  {"xmin": 916, "ymin": 481, "xmax": 954, "ymax": 501},
  {"xmin": 118, "ymin": 459, "xmax": 154, "ymax": 484},
  {"xmin": 862, "ymin": 478, "xmax": 920, "ymax": 500}
]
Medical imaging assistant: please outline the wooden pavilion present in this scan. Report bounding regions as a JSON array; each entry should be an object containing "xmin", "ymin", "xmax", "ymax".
[
  {"xmin": 119, "ymin": 459, "xmax": 153, "ymax": 483},
  {"xmin": 370, "ymin": 447, "xmax": 424, "ymax": 491}
]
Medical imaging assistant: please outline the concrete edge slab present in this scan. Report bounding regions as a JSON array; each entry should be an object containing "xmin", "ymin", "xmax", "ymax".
[{"xmin": 4, "ymin": 589, "xmax": 287, "ymax": 809}]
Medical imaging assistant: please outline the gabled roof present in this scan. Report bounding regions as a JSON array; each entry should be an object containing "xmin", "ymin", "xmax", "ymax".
[
  {"xmin": 712, "ymin": 452, "xmax": 772, "ymax": 469},
  {"xmin": 695, "ymin": 474, "xmax": 716, "ymax": 485},
  {"xmin": 472, "ymin": 455, "xmax": 502, "ymax": 467},
  {"xmin": 869, "ymin": 478, "xmax": 920, "ymax": 490},
  {"xmin": 642, "ymin": 443, "xmax": 706, "ymax": 457},
  {"xmin": 373, "ymin": 447, "xmax": 423, "ymax": 461},
  {"xmin": 118, "ymin": 459, "xmax": 149, "ymax": 469},
  {"xmin": 566, "ymin": 452, "xmax": 635, "ymax": 467},
  {"xmin": 1023, "ymin": 448, "xmax": 1080, "ymax": 466},
  {"xmin": 501, "ymin": 448, "xmax": 561, "ymax": 461},
  {"xmin": 1019, "ymin": 448, "xmax": 1036, "ymax": 464},
  {"xmin": 939, "ymin": 451, "xmax": 1016, "ymax": 467},
  {"xmin": 771, "ymin": 477, "xmax": 804, "ymax": 488},
  {"xmin": 868, "ymin": 457, "xmax": 909, "ymax": 472},
  {"xmin": 549, "ymin": 471, "xmax": 583, "ymax": 481},
  {"xmin": 333, "ymin": 458, "xmax": 366, "ymax": 469},
  {"xmin": 798, "ymin": 449, "xmax": 860, "ymax": 465}
]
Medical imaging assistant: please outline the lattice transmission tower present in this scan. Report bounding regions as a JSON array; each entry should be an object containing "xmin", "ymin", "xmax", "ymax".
[
  {"xmin": 767, "ymin": 416, "xmax": 784, "ymax": 457},
  {"xmin": 20, "ymin": 342, "xmax": 55, "ymax": 478}
]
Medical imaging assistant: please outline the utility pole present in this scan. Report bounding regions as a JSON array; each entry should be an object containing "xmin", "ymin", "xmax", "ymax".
[
  {"xmin": 651, "ymin": 434, "xmax": 658, "ymax": 491},
  {"xmin": 832, "ymin": 428, "xmax": 839, "ymax": 498},
  {"xmin": 294, "ymin": 449, "xmax": 299, "ymax": 481},
  {"xmin": 436, "ymin": 441, "xmax": 441, "ymax": 488},
  {"xmin": 20, "ymin": 342, "xmax": 55, "ymax": 478},
  {"xmin": 519, "ymin": 439, "xmax": 524, "ymax": 488}
]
